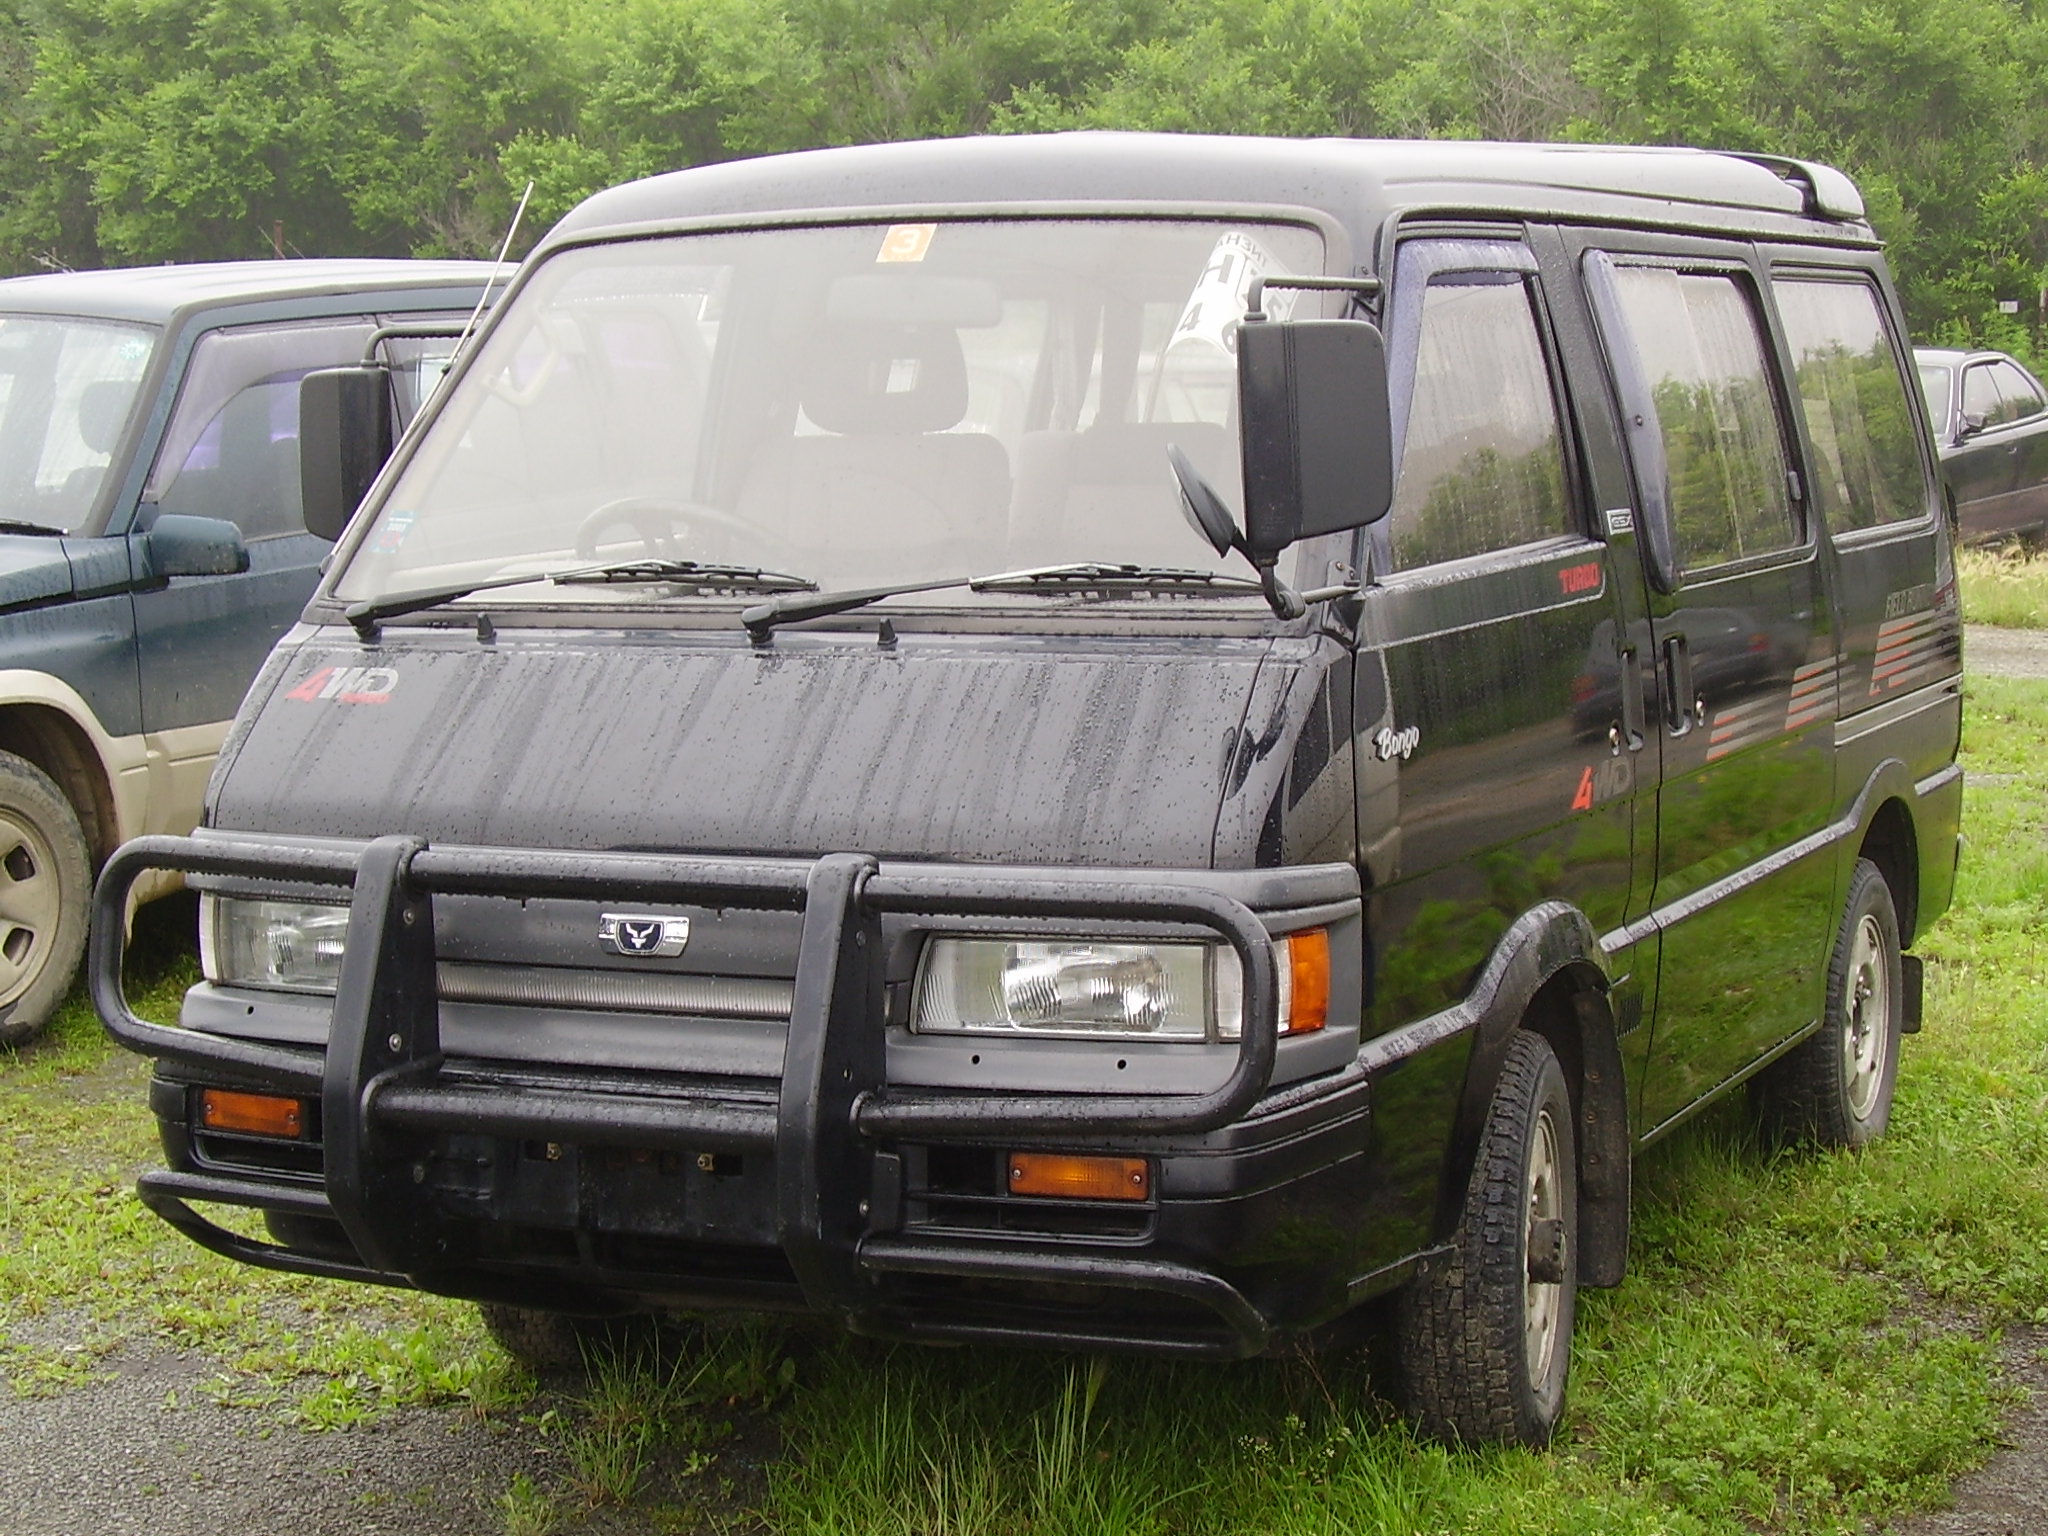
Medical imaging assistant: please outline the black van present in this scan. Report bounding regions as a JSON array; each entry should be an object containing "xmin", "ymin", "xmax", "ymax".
[{"xmin": 92, "ymin": 136, "xmax": 1962, "ymax": 1446}]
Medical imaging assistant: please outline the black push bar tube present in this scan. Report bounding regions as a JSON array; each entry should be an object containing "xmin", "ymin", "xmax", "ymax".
[{"xmin": 92, "ymin": 833, "xmax": 1289, "ymax": 1139}]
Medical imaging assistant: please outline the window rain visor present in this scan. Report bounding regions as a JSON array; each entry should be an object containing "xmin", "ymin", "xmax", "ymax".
[
  {"xmin": 0, "ymin": 315, "xmax": 157, "ymax": 531},
  {"xmin": 335, "ymin": 220, "xmax": 1325, "ymax": 610}
]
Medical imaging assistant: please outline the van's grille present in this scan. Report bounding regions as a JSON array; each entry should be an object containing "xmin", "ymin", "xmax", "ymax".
[{"xmin": 436, "ymin": 961, "xmax": 793, "ymax": 1019}]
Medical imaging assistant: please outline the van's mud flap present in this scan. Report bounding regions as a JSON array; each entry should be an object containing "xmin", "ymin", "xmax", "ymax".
[{"xmin": 90, "ymin": 834, "xmax": 1292, "ymax": 1326}]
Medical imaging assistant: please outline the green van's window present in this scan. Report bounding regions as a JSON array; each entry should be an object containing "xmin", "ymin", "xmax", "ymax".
[
  {"xmin": 1771, "ymin": 278, "xmax": 1929, "ymax": 532},
  {"xmin": 1388, "ymin": 274, "xmax": 1568, "ymax": 569},
  {"xmin": 147, "ymin": 319, "xmax": 373, "ymax": 540},
  {"xmin": 1609, "ymin": 267, "xmax": 1796, "ymax": 572}
]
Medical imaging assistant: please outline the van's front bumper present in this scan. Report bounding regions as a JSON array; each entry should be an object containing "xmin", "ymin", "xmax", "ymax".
[{"xmin": 93, "ymin": 834, "xmax": 1373, "ymax": 1359}]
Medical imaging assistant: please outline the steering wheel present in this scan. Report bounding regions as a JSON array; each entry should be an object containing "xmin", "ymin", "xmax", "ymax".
[{"xmin": 573, "ymin": 496, "xmax": 774, "ymax": 563}]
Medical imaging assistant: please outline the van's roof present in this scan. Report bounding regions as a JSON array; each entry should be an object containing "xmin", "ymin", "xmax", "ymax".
[
  {"xmin": 552, "ymin": 133, "xmax": 1873, "ymax": 251},
  {"xmin": 0, "ymin": 259, "xmax": 497, "ymax": 326}
]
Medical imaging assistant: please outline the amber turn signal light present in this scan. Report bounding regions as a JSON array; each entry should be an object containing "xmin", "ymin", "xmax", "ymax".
[
  {"xmin": 1007, "ymin": 1153, "xmax": 1150, "ymax": 1201},
  {"xmin": 1282, "ymin": 927, "xmax": 1330, "ymax": 1035},
  {"xmin": 200, "ymin": 1088, "xmax": 306, "ymax": 1139}
]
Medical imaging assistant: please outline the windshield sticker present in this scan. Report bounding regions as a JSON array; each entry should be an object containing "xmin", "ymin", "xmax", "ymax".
[
  {"xmin": 1170, "ymin": 230, "xmax": 1296, "ymax": 359},
  {"xmin": 877, "ymin": 224, "xmax": 937, "ymax": 264},
  {"xmin": 370, "ymin": 509, "xmax": 414, "ymax": 555},
  {"xmin": 285, "ymin": 665, "xmax": 397, "ymax": 705}
]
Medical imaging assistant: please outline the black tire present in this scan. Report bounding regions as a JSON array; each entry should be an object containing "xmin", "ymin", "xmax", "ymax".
[
  {"xmin": 476, "ymin": 1302, "xmax": 647, "ymax": 1372},
  {"xmin": 1758, "ymin": 857, "xmax": 1902, "ymax": 1148},
  {"xmin": 0, "ymin": 750, "xmax": 91, "ymax": 1049},
  {"xmin": 1398, "ymin": 1031, "xmax": 1577, "ymax": 1446}
]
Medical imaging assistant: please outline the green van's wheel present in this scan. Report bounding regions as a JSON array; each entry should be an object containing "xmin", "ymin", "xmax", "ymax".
[
  {"xmin": 1759, "ymin": 857, "xmax": 1902, "ymax": 1148},
  {"xmin": 0, "ymin": 750, "xmax": 90, "ymax": 1048},
  {"xmin": 1399, "ymin": 1030, "xmax": 1577, "ymax": 1446}
]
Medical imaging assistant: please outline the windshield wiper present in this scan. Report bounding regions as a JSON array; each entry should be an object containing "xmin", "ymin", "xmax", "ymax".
[
  {"xmin": 346, "ymin": 559, "xmax": 818, "ymax": 637},
  {"xmin": 971, "ymin": 561, "xmax": 1263, "ymax": 593},
  {"xmin": 0, "ymin": 519, "xmax": 68, "ymax": 538},
  {"xmin": 739, "ymin": 562, "xmax": 1266, "ymax": 641},
  {"xmin": 551, "ymin": 559, "xmax": 812, "ymax": 591}
]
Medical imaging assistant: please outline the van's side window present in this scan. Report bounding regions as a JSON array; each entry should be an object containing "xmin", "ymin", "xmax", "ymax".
[
  {"xmin": 1388, "ymin": 273, "xmax": 1568, "ymax": 569},
  {"xmin": 1771, "ymin": 278, "xmax": 1930, "ymax": 532},
  {"xmin": 1608, "ymin": 267, "xmax": 1796, "ymax": 572}
]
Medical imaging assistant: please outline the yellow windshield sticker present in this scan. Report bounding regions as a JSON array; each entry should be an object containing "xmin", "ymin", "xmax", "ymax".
[{"xmin": 877, "ymin": 223, "xmax": 937, "ymax": 263}]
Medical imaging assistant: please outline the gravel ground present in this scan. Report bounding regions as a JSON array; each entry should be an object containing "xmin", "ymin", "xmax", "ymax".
[
  {"xmin": 0, "ymin": 1345, "xmax": 538, "ymax": 1536},
  {"xmin": 3, "ymin": 626, "xmax": 2042, "ymax": 1536},
  {"xmin": 1963, "ymin": 623, "xmax": 2048, "ymax": 678},
  {"xmin": 1886, "ymin": 1330, "xmax": 2048, "ymax": 1536}
]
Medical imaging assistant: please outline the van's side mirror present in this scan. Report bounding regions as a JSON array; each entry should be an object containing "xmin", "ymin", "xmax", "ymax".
[
  {"xmin": 1238, "ymin": 319, "xmax": 1394, "ymax": 559},
  {"xmin": 300, "ymin": 367, "xmax": 394, "ymax": 543},
  {"xmin": 137, "ymin": 513, "xmax": 249, "ymax": 579}
]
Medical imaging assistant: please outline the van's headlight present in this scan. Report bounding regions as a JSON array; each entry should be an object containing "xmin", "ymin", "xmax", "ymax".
[
  {"xmin": 200, "ymin": 895, "xmax": 351, "ymax": 995},
  {"xmin": 912, "ymin": 931, "xmax": 1327, "ymax": 1041}
]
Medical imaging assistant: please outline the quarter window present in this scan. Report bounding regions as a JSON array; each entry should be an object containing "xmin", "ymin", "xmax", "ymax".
[
  {"xmin": 1608, "ymin": 267, "xmax": 1797, "ymax": 573},
  {"xmin": 1771, "ymin": 278, "xmax": 1929, "ymax": 532},
  {"xmin": 1388, "ymin": 273, "xmax": 1568, "ymax": 569}
]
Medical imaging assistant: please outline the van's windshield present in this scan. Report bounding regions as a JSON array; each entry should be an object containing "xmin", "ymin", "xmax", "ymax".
[
  {"xmin": 334, "ymin": 219, "xmax": 1324, "ymax": 610},
  {"xmin": 0, "ymin": 314, "xmax": 158, "ymax": 532}
]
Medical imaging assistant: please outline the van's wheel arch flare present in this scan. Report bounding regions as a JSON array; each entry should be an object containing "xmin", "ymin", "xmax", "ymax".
[{"xmin": 1399, "ymin": 1029, "xmax": 1577, "ymax": 1446}]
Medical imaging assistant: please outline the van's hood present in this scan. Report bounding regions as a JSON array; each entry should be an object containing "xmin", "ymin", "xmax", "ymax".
[{"xmin": 209, "ymin": 626, "xmax": 1345, "ymax": 869}]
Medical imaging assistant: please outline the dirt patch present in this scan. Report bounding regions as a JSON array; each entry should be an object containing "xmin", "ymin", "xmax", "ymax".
[
  {"xmin": 0, "ymin": 1339, "xmax": 777, "ymax": 1535},
  {"xmin": 0, "ymin": 1345, "xmax": 538, "ymax": 1536},
  {"xmin": 1964, "ymin": 625, "xmax": 2048, "ymax": 679}
]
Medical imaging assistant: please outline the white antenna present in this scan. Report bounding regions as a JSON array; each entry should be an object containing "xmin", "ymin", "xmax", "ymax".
[{"xmin": 453, "ymin": 179, "xmax": 535, "ymax": 360}]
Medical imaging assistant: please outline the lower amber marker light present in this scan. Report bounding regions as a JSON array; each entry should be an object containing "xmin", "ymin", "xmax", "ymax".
[
  {"xmin": 1007, "ymin": 1153, "xmax": 1150, "ymax": 1201},
  {"xmin": 199, "ymin": 1089, "xmax": 306, "ymax": 1139}
]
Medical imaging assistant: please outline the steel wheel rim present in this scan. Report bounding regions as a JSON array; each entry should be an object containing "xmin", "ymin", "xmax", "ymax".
[
  {"xmin": 1524, "ymin": 1106, "xmax": 1565, "ymax": 1385},
  {"xmin": 1842, "ymin": 912, "xmax": 1892, "ymax": 1120},
  {"xmin": 0, "ymin": 811, "xmax": 60, "ymax": 1009}
]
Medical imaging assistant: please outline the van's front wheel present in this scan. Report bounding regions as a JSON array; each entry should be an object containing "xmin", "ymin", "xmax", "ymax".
[
  {"xmin": 1398, "ymin": 1030, "xmax": 1577, "ymax": 1446},
  {"xmin": 0, "ymin": 750, "xmax": 90, "ymax": 1048},
  {"xmin": 477, "ymin": 1302, "xmax": 648, "ymax": 1372}
]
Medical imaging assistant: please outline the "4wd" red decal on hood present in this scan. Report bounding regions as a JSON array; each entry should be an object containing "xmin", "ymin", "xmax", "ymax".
[{"xmin": 284, "ymin": 665, "xmax": 397, "ymax": 704}]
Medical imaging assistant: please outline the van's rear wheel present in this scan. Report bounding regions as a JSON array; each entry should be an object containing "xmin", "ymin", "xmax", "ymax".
[
  {"xmin": 1398, "ymin": 1030, "xmax": 1577, "ymax": 1446},
  {"xmin": 1759, "ymin": 857, "xmax": 1902, "ymax": 1148},
  {"xmin": 0, "ymin": 750, "xmax": 90, "ymax": 1049}
]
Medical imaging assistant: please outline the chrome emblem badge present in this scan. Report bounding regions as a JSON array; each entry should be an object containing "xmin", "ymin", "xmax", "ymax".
[{"xmin": 599, "ymin": 913, "xmax": 690, "ymax": 958}]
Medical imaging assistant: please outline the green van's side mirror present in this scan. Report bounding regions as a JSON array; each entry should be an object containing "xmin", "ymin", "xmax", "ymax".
[
  {"xmin": 137, "ymin": 513, "xmax": 249, "ymax": 579},
  {"xmin": 299, "ymin": 366, "xmax": 394, "ymax": 543},
  {"xmin": 1238, "ymin": 317, "xmax": 1394, "ymax": 561}
]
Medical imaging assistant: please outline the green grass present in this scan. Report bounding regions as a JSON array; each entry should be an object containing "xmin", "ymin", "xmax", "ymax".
[
  {"xmin": 1957, "ymin": 544, "xmax": 2048, "ymax": 627},
  {"xmin": 3, "ymin": 682, "xmax": 2047, "ymax": 1535}
]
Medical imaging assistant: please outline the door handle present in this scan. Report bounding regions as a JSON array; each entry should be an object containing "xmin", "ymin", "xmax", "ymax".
[
  {"xmin": 1617, "ymin": 643, "xmax": 1647, "ymax": 752},
  {"xmin": 1663, "ymin": 634, "xmax": 1695, "ymax": 736}
]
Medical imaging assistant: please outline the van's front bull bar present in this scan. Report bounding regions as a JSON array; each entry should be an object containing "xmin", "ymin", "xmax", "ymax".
[{"xmin": 91, "ymin": 834, "xmax": 1293, "ymax": 1342}]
